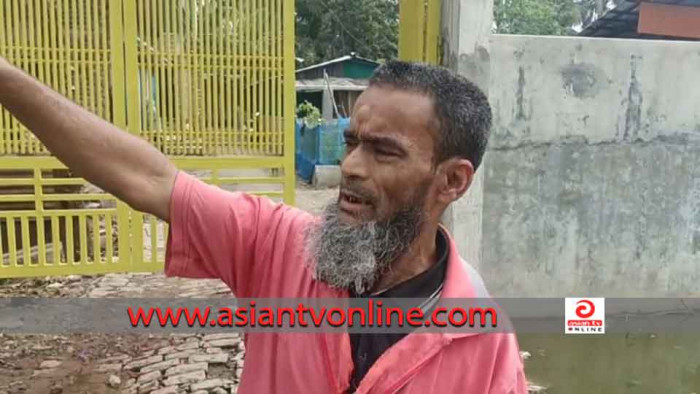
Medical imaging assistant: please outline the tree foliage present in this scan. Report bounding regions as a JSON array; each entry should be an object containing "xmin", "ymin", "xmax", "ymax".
[
  {"xmin": 494, "ymin": 0, "xmax": 581, "ymax": 35},
  {"xmin": 494, "ymin": 0, "xmax": 627, "ymax": 36},
  {"xmin": 295, "ymin": 0, "xmax": 399, "ymax": 65}
]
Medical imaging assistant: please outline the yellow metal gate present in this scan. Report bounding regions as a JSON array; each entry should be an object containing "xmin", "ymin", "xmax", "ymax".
[
  {"xmin": 0, "ymin": 0, "xmax": 295, "ymax": 278},
  {"xmin": 399, "ymin": 0, "xmax": 441, "ymax": 64}
]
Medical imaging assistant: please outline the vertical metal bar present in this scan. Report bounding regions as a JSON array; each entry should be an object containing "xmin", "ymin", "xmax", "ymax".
[
  {"xmin": 0, "ymin": 218, "xmax": 5, "ymax": 266},
  {"xmin": 149, "ymin": 0, "xmax": 156, "ymax": 140},
  {"xmin": 203, "ymin": 1, "xmax": 212, "ymax": 155},
  {"xmin": 245, "ymin": 0, "xmax": 252, "ymax": 154},
  {"xmin": 79, "ymin": 214, "xmax": 87, "ymax": 264},
  {"xmin": 48, "ymin": 0, "xmax": 58, "ymax": 97},
  {"xmin": 142, "ymin": 0, "xmax": 152, "ymax": 142},
  {"xmin": 184, "ymin": 0, "xmax": 193, "ymax": 156},
  {"xmin": 137, "ymin": 0, "xmax": 146, "ymax": 136},
  {"xmin": 0, "ymin": 0, "xmax": 8, "ymax": 155},
  {"xmin": 238, "ymin": 0, "xmax": 245, "ymax": 154},
  {"xmin": 180, "ymin": 0, "xmax": 188, "ymax": 156},
  {"xmin": 100, "ymin": 0, "xmax": 109, "ymax": 122},
  {"xmin": 123, "ymin": 0, "xmax": 141, "ymax": 135},
  {"xmin": 197, "ymin": 1, "xmax": 205, "ymax": 156},
  {"xmin": 19, "ymin": 0, "xmax": 28, "ymax": 153},
  {"xmin": 85, "ymin": 0, "xmax": 97, "ymax": 116},
  {"xmin": 160, "ymin": 0, "xmax": 178, "ymax": 155},
  {"xmin": 28, "ymin": 0, "xmax": 39, "ymax": 154},
  {"xmin": 264, "ymin": 0, "xmax": 270, "ymax": 155},
  {"xmin": 187, "ymin": 0, "xmax": 196, "ymax": 156},
  {"xmin": 233, "ymin": 0, "xmax": 241, "ymax": 155},
  {"xmin": 275, "ymin": 0, "xmax": 282, "ymax": 155},
  {"xmin": 255, "ymin": 0, "xmax": 261, "ymax": 155},
  {"xmin": 20, "ymin": 216, "xmax": 30, "ymax": 266},
  {"xmin": 269, "ymin": 0, "xmax": 275, "ymax": 155},
  {"xmin": 5, "ymin": 0, "xmax": 14, "ymax": 154},
  {"xmin": 282, "ymin": 0, "xmax": 295, "ymax": 205},
  {"xmin": 66, "ymin": 215, "xmax": 74, "ymax": 265},
  {"xmin": 172, "ymin": 0, "xmax": 180, "ymax": 155},
  {"xmin": 254, "ymin": 0, "xmax": 260, "ymax": 155},
  {"xmin": 51, "ymin": 216, "xmax": 59, "ymax": 264},
  {"xmin": 26, "ymin": 0, "xmax": 36, "ymax": 104},
  {"xmin": 224, "ymin": 1, "xmax": 232, "ymax": 155},
  {"xmin": 76, "ymin": 213, "xmax": 87, "ymax": 264},
  {"xmin": 155, "ymin": 0, "xmax": 166, "ymax": 152},
  {"xmin": 34, "ymin": 168, "xmax": 46, "ymax": 266},
  {"xmin": 216, "ymin": 0, "xmax": 225, "ymax": 155},
  {"xmin": 110, "ymin": 0, "xmax": 127, "ymax": 129},
  {"xmin": 211, "ymin": 0, "xmax": 219, "ymax": 155},
  {"xmin": 72, "ymin": 0, "xmax": 81, "ymax": 108},
  {"xmin": 58, "ymin": 0, "xmax": 69, "ymax": 97},
  {"xmin": 92, "ymin": 214, "xmax": 100, "ymax": 263},
  {"xmin": 78, "ymin": 0, "xmax": 88, "ymax": 117},
  {"xmin": 12, "ymin": 0, "xmax": 23, "ymax": 154},
  {"xmin": 171, "ymin": 0, "xmax": 182, "ymax": 156},
  {"xmin": 164, "ymin": 0, "xmax": 175, "ymax": 156},
  {"xmin": 40, "ymin": 2, "xmax": 51, "ymax": 153},
  {"xmin": 7, "ymin": 216, "xmax": 16, "ymax": 266},
  {"xmin": 105, "ymin": 212, "xmax": 113, "ymax": 264}
]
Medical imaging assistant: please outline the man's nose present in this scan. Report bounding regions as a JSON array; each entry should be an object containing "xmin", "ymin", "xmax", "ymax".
[{"xmin": 340, "ymin": 145, "xmax": 369, "ymax": 181}]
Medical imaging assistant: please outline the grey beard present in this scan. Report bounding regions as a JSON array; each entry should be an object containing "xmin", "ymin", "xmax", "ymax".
[{"xmin": 303, "ymin": 201, "xmax": 426, "ymax": 295}]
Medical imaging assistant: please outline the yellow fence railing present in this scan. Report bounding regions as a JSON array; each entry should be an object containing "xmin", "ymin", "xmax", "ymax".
[
  {"xmin": 0, "ymin": 0, "xmax": 295, "ymax": 278},
  {"xmin": 398, "ymin": 0, "xmax": 441, "ymax": 65}
]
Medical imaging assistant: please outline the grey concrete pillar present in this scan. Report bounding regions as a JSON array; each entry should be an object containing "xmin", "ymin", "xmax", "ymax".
[
  {"xmin": 439, "ymin": 0, "xmax": 493, "ymax": 269},
  {"xmin": 322, "ymin": 89, "xmax": 334, "ymax": 121}
]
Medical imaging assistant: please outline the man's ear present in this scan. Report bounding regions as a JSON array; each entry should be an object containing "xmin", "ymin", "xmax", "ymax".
[{"xmin": 436, "ymin": 158, "xmax": 474, "ymax": 205}]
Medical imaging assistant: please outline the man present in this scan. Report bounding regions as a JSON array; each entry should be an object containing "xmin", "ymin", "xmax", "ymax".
[{"xmin": 0, "ymin": 57, "xmax": 527, "ymax": 393}]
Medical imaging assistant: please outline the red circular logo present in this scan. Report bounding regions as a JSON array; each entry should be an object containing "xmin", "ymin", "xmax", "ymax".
[{"xmin": 575, "ymin": 300, "xmax": 595, "ymax": 318}]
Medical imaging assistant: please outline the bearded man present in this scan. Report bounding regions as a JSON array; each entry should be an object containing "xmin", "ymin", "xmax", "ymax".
[{"xmin": 0, "ymin": 56, "xmax": 527, "ymax": 393}]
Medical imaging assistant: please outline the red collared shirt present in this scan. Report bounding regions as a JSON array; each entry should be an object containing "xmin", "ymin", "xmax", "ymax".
[{"xmin": 165, "ymin": 171, "xmax": 528, "ymax": 394}]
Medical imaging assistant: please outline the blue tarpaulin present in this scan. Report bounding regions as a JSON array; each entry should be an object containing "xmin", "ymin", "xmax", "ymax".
[{"xmin": 295, "ymin": 117, "xmax": 350, "ymax": 182}]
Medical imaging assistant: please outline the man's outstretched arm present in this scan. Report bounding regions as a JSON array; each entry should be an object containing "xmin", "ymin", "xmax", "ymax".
[{"xmin": 0, "ymin": 57, "xmax": 177, "ymax": 221}]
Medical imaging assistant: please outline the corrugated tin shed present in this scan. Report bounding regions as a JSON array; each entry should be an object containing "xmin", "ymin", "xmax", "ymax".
[
  {"xmin": 296, "ymin": 53, "xmax": 380, "ymax": 80},
  {"xmin": 295, "ymin": 77, "xmax": 369, "ymax": 92}
]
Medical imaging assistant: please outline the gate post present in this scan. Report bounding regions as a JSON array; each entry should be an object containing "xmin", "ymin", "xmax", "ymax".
[{"xmin": 283, "ymin": 0, "xmax": 296, "ymax": 206}]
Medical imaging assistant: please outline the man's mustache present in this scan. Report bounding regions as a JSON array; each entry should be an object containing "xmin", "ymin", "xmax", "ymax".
[{"xmin": 339, "ymin": 180, "xmax": 376, "ymax": 204}]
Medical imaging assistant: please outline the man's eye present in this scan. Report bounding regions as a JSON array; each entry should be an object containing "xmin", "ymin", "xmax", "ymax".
[{"xmin": 376, "ymin": 149, "xmax": 397, "ymax": 157}]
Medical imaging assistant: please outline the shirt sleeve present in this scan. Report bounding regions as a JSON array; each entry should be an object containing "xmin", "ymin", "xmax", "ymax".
[
  {"xmin": 164, "ymin": 170, "xmax": 308, "ymax": 297},
  {"xmin": 489, "ymin": 333, "xmax": 529, "ymax": 394}
]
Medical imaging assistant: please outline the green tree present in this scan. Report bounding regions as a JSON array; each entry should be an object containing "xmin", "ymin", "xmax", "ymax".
[
  {"xmin": 295, "ymin": 0, "xmax": 399, "ymax": 65},
  {"xmin": 494, "ymin": 0, "xmax": 581, "ymax": 35}
]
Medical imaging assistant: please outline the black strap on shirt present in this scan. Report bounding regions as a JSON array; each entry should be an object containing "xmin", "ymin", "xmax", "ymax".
[{"xmin": 348, "ymin": 228, "xmax": 449, "ymax": 392}]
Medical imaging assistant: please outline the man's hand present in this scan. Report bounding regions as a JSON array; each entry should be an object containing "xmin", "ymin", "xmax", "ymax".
[{"xmin": 0, "ymin": 57, "xmax": 178, "ymax": 221}]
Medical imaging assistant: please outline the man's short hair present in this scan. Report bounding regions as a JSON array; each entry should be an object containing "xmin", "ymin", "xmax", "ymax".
[{"xmin": 368, "ymin": 60, "xmax": 491, "ymax": 170}]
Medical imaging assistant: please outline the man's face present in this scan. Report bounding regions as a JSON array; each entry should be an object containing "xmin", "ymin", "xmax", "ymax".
[
  {"xmin": 338, "ymin": 85, "xmax": 439, "ymax": 224},
  {"xmin": 304, "ymin": 86, "xmax": 441, "ymax": 294}
]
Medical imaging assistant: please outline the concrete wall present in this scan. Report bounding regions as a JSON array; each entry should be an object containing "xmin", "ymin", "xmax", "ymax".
[
  {"xmin": 443, "ymin": 1, "xmax": 700, "ymax": 297},
  {"xmin": 483, "ymin": 35, "xmax": 700, "ymax": 297}
]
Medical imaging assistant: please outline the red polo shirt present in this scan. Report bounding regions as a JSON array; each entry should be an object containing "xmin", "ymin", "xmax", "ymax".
[{"xmin": 165, "ymin": 171, "xmax": 528, "ymax": 394}]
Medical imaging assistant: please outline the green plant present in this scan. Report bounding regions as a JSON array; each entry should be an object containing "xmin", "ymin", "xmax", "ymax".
[{"xmin": 297, "ymin": 101, "xmax": 324, "ymax": 129}]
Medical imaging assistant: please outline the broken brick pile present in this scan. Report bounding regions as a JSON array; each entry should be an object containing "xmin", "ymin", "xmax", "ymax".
[{"xmin": 97, "ymin": 333, "xmax": 244, "ymax": 394}]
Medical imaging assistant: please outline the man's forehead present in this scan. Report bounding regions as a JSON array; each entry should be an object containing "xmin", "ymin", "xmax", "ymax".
[{"xmin": 350, "ymin": 87, "xmax": 437, "ymax": 144}]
